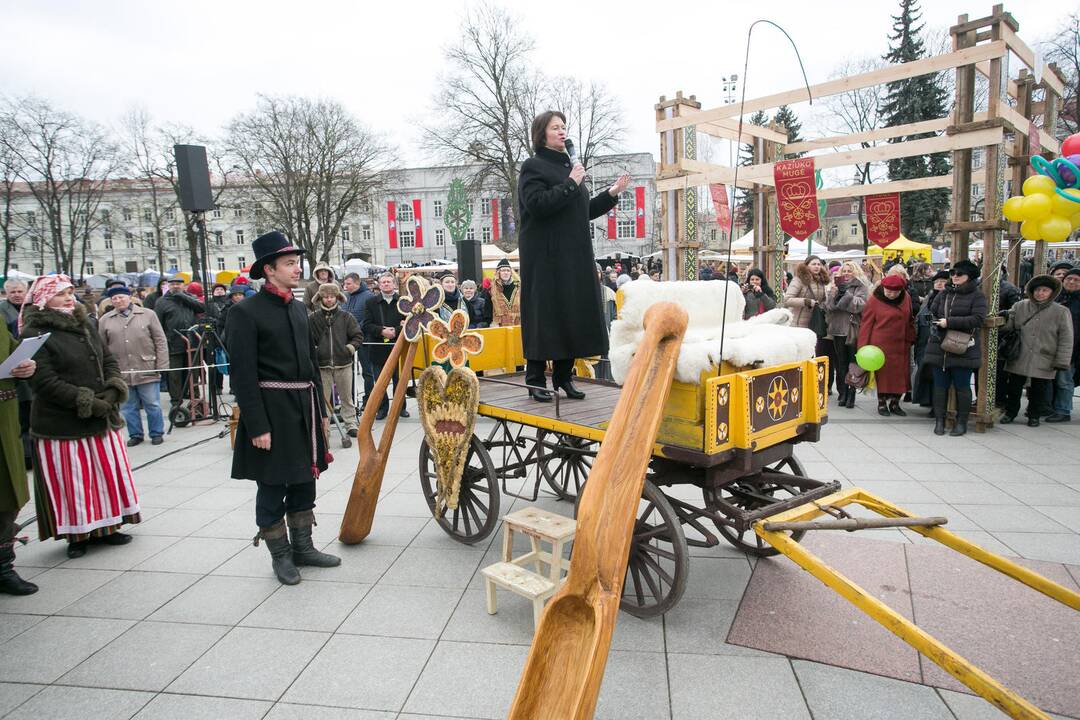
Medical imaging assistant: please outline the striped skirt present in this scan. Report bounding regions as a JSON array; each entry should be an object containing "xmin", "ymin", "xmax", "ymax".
[{"xmin": 33, "ymin": 429, "xmax": 141, "ymax": 541}]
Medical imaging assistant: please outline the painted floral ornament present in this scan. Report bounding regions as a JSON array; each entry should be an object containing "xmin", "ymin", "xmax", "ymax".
[
  {"xmin": 397, "ymin": 275, "xmax": 444, "ymax": 342},
  {"xmin": 427, "ymin": 309, "xmax": 484, "ymax": 368}
]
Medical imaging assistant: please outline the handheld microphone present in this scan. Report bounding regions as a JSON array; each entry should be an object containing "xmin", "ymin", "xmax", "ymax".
[{"xmin": 565, "ymin": 138, "xmax": 578, "ymax": 165}]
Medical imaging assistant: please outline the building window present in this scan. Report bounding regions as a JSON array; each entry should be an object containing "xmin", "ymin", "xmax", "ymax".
[
  {"xmin": 234, "ymin": 208, "xmax": 243, "ymax": 219},
  {"xmin": 397, "ymin": 203, "xmax": 414, "ymax": 223},
  {"xmin": 85, "ymin": 262, "xmax": 94, "ymax": 275},
  {"xmin": 125, "ymin": 232, "xmax": 135, "ymax": 249},
  {"xmin": 362, "ymin": 225, "xmax": 372, "ymax": 241},
  {"xmin": 341, "ymin": 227, "xmax": 351, "ymax": 244},
  {"xmin": 143, "ymin": 208, "xmax": 153, "ymax": 222},
  {"xmin": 400, "ymin": 230, "xmax": 415, "ymax": 248},
  {"xmin": 829, "ymin": 226, "xmax": 839, "ymax": 241},
  {"xmin": 101, "ymin": 209, "xmax": 110, "ymax": 222},
  {"xmin": 849, "ymin": 224, "xmax": 858, "ymax": 236},
  {"xmin": 167, "ymin": 230, "xmax": 177, "ymax": 247},
  {"xmin": 212, "ymin": 208, "xmax": 222, "ymax": 218},
  {"xmin": 143, "ymin": 231, "xmax": 154, "ymax": 246},
  {"xmin": 214, "ymin": 231, "xmax": 223, "ymax": 246},
  {"xmin": 482, "ymin": 226, "xmax": 491, "ymax": 242},
  {"xmin": 850, "ymin": 202, "xmax": 858, "ymax": 214},
  {"xmin": 122, "ymin": 208, "xmax": 132, "ymax": 221},
  {"xmin": 236, "ymin": 229, "xmax": 245, "ymax": 245},
  {"xmin": 617, "ymin": 193, "xmax": 634, "ymax": 212},
  {"xmin": 617, "ymin": 218, "xmax": 635, "ymax": 239},
  {"xmin": 972, "ymin": 148, "xmax": 984, "ymax": 169},
  {"xmin": 147, "ymin": 259, "xmax": 157, "ymax": 270},
  {"xmin": 435, "ymin": 228, "xmax": 445, "ymax": 247},
  {"xmin": 237, "ymin": 256, "xmax": 246, "ymax": 268},
  {"xmin": 466, "ymin": 227, "xmax": 475, "ymax": 241},
  {"xmin": 165, "ymin": 208, "xmax": 175, "ymax": 220},
  {"xmin": 169, "ymin": 257, "xmax": 179, "ymax": 270},
  {"xmin": 216, "ymin": 257, "xmax": 226, "ymax": 271},
  {"xmin": 34, "ymin": 262, "xmax": 43, "ymax": 275},
  {"xmin": 481, "ymin": 199, "xmax": 491, "ymax": 216},
  {"xmin": 972, "ymin": 184, "xmax": 984, "ymax": 200},
  {"xmin": 25, "ymin": 211, "xmax": 36, "ymax": 225},
  {"xmin": 31, "ymin": 237, "xmax": 39, "ymax": 251},
  {"xmin": 104, "ymin": 236, "xmax": 113, "ymax": 249},
  {"xmin": 103, "ymin": 227, "xmax": 112, "ymax": 240},
  {"xmin": 433, "ymin": 200, "xmax": 443, "ymax": 218},
  {"xmin": 106, "ymin": 260, "xmax": 115, "ymax": 273}
]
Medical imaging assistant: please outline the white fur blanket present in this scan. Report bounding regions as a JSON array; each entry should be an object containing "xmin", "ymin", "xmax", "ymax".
[{"xmin": 609, "ymin": 279, "xmax": 818, "ymax": 384}]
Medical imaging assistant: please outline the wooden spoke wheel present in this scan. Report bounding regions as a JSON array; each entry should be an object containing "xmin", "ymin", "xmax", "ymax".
[
  {"xmin": 536, "ymin": 431, "xmax": 598, "ymax": 502},
  {"xmin": 418, "ymin": 434, "xmax": 500, "ymax": 545},
  {"xmin": 574, "ymin": 478, "xmax": 688, "ymax": 618},
  {"xmin": 702, "ymin": 455, "xmax": 809, "ymax": 557}
]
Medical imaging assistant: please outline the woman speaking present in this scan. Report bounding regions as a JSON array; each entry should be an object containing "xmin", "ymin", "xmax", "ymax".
[{"xmin": 518, "ymin": 110, "xmax": 630, "ymax": 402}]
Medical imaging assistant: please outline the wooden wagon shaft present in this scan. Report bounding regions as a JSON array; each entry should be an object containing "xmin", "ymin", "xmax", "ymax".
[
  {"xmin": 339, "ymin": 333, "xmax": 420, "ymax": 544},
  {"xmin": 508, "ymin": 302, "xmax": 688, "ymax": 720},
  {"xmin": 762, "ymin": 516, "xmax": 947, "ymax": 532}
]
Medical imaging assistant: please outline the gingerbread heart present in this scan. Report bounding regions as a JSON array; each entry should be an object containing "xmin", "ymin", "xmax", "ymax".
[{"xmin": 417, "ymin": 365, "xmax": 480, "ymax": 516}]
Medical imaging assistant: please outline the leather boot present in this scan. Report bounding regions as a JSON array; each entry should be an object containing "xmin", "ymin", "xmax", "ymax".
[
  {"xmin": 951, "ymin": 388, "xmax": 972, "ymax": 436},
  {"xmin": 0, "ymin": 512, "xmax": 37, "ymax": 596},
  {"xmin": 287, "ymin": 510, "xmax": 341, "ymax": 568},
  {"xmin": 932, "ymin": 388, "xmax": 948, "ymax": 436},
  {"xmin": 844, "ymin": 385, "xmax": 856, "ymax": 408},
  {"xmin": 254, "ymin": 520, "xmax": 301, "ymax": 585},
  {"xmin": 556, "ymin": 380, "xmax": 586, "ymax": 400}
]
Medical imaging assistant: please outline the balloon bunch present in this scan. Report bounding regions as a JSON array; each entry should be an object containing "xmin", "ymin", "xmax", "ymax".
[{"xmin": 1002, "ymin": 133, "xmax": 1080, "ymax": 243}]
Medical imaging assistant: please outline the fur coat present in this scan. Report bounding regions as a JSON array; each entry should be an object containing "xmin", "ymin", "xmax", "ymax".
[{"xmin": 783, "ymin": 265, "xmax": 831, "ymax": 329}]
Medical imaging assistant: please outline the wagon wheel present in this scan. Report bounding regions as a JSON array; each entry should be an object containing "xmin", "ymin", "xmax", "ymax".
[
  {"xmin": 574, "ymin": 478, "xmax": 688, "ymax": 618},
  {"xmin": 418, "ymin": 434, "xmax": 500, "ymax": 545},
  {"xmin": 169, "ymin": 405, "xmax": 191, "ymax": 428},
  {"xmin": 702, "ymin": 455, "xmax": 809, "ymax": 558},
  {"xmin": 536, "ymin": 430, "xmax": 598, "ymax": 502}
]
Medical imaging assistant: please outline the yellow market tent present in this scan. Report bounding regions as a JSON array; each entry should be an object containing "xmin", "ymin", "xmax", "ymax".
[{"xmin": 867, "ymin": 235, "xmax": 932, "ymax": 263}]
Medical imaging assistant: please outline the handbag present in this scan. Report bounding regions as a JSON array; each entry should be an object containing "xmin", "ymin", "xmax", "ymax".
[
  {"xmin": 845, "ymin": 363, "xmax": 868, "ymax": 389},
  {"xmin": 809, "ymin": 304, "xmax": 828, "ymax": 339},
  {"xmin": 938, "ymin": 294, "xmax": 974, "ymax": 355},
  {"xmin": 998, "ymin": 304, "xmax": 1048, "ymax": 362},
  {"xmin": 845, "ymin": 314, "xmax": 860, "ymax": 347}
]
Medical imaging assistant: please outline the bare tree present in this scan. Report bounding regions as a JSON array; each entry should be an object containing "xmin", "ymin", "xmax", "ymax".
[
  {"xmin": 226, "ymin": 95, "xmax": 393, "ymax": 264},
  {"xmin": 0, "ymin": 118, "xmax": 28, "ymax": 277},
  {"xmin": 547, "ymin": 76, "xmax": 627, "ymax": 173},
  {"xmin": 1042, "ymin": 13, "xmax": 1079, "ymax": 137},
  {"xmin": 0, "ymin": 96, "xmax": 118, "ymax": 277},
  {"xmin": 119, "ymin": 107, "xmax": 175, "ymax": 275}
]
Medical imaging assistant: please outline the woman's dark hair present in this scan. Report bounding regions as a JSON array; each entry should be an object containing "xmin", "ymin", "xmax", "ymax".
[
  {"xmin": 531, "ymin": 111, "xmax": 567, "ymax": 153},
  {"xmin": 746, "ymin": 267, "xmax": 774, "ymax": 296}
]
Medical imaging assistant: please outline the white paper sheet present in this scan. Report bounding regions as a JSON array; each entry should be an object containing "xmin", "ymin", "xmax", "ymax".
[{"xmin": 0, "ymin": 333, "xmax": 51, "ymax": 379}]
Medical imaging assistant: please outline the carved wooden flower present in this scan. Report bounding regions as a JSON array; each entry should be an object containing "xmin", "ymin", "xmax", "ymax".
[
  {"xmin": 397, "ymin": 275, "xmax": 444, "ymax": 342},
  {"xmin": 428, "ymin": 309, "xmax": 484, "ymax": 368}
]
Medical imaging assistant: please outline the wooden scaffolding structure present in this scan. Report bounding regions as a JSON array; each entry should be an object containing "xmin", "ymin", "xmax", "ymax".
[{"xmin": 654, "ymin": 4, "xmax": 1066, "ymax": 432}]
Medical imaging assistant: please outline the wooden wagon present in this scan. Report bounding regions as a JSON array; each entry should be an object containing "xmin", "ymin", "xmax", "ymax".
[{"xmin": 410, "ymin": 317, "xmax": 835, "ymax": 617}]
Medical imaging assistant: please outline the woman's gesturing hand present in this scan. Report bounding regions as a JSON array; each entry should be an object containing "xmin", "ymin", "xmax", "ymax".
[
  {"xmin": 569, "ymin": 163, "xmax": 586, "ymax": 186},
  {"xmin": 608, "ymin": 172, "xmax": 631, "ymax": 196}
]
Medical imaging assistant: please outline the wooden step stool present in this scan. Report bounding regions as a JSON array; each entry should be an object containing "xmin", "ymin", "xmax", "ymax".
[{"xmin": 480, "ymin": 507, "xmax": 576, "ymax": 627}]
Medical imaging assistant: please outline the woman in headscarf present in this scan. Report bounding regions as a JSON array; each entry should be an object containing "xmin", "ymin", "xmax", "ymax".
[
  {"xmin": 742, "ymin": 268, "xmax": 776, "ymax": 319},
  {"xmin": 19, "ymin": 275, "xmax": 140, "ymax": 559},
  {"xmin": 857, "ymin": 274, "xmax": 916, "ymax": 416}
]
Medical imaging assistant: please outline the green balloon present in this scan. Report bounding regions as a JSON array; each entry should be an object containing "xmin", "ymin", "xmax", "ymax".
[{"xmin": 855, "ymin": 345, "xmax": 886, "ymax": 372}]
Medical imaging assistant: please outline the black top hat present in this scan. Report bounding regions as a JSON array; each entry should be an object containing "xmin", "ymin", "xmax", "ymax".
[{"xmin": 250, "ymin": 231, "xmax": 304, "ymax": 280}]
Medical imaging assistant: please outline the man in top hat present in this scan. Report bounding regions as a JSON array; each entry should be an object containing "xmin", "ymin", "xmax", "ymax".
[{"xmin": 226, "ymin": 231, "xmax": 339, "ymax": 585}]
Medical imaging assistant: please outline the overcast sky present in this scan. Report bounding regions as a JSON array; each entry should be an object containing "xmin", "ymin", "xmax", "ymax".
[{"xmin": 1, "ymin": 0, "xmax": 1070, "ymax": 167}]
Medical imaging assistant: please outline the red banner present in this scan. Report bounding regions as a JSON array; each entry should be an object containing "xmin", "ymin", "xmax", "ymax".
[
  {"xmin": 709, "ymin": 183, "xmax": 731, "ymax": 231},
  {"xmin": 491, "ymin": 199, "xmax": 500, "ymax": 241},
  {"xmin": 635, "ymin": 186, "xmax": 646, "ymax": 238},
  {"xmin": 773, "ymin": 158, "xmax": 820, "ymax": 240},
  {"xmin": 412, "ymin": 199, "xmax": 423, "ymax": 248},
  {"xmin": 387, "ymin": 201, "xmax": 397, "ymax": 249},
  {"xmin": 865, "ymin": 192, "xmax": 901, "ymax": 248},
  {"xmin": 607, "ymin": 207, "xmax": 617, "ymax": 239}
]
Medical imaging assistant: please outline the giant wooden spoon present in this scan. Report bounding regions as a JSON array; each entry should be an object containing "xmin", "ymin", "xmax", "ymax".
[
  {"xmin": 340, "ymin": 332, "xmax": 419, "ymax": 544},
  {"xmin": 508, "ymin": 302, "xmax": 688, "ymax": 720}
]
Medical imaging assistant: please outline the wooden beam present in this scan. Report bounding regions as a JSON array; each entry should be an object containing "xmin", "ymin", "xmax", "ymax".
[
  {"xmin": 785, "ymin": 118, "xmax": 952, "ymax": 154},
  {"xmin": 998, "ymin": 104, "xmax": 1061, "ymax": 155},
  {"xmin": 1001, "ymin": 24, "xmax": 1066, "ymax": 97},
  {"xmin": 668, "ymin": 158, "xmax": 761, "ymax": 190},
  {"xmin": 975, "ymin": 61, "xmax": 1019, "ymax": 100},
  {"xmin": 817, "ymin": 175, "xmax": 955, "ymax": 200},
  {"xmin": 681, "ymin": 106, "xmax": 789, "ymax": 144},
  {"xmin": 656, "ymin": 42, "xmax": 1007, "ymax": 134}
]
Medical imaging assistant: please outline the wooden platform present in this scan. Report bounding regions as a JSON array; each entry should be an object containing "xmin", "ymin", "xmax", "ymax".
[{"xmin": 477, "ymin": 373, "xmax": 622, "ymax": 434}]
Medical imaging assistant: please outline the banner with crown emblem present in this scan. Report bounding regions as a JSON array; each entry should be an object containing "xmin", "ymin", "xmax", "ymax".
[
  {"xmin": 772, "ymin": 158, "xmax": 819, "ymax": 240},
  {"xmin": 865, "ymin": 192, "xmax": 901, "ymax": 248}
]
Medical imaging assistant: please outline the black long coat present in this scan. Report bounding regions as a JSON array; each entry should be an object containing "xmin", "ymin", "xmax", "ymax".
[
  {"xmin": 922, "ymin": 280, "xmax": 988, "ymax": 370},
  {"xmin": 227, "ymin": 289, "xmax": 328, "ymax": 487},
  {"xmin": 518, "ymin": 147, "xmax": 617, "ymax": 360},
  {"xmin": 362, "ymin": 293, "xmax": 405, "ymax": 366}
]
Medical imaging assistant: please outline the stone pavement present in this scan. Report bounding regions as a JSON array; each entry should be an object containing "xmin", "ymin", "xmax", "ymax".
[{"xmin": 1, "ymin": 391, "xmax": 1079, "ymax": 719}]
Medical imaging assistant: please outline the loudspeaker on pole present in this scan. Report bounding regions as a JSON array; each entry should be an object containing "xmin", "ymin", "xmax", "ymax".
[{"xmin": 173, "ymin": 145, "xmax": 215, "ymax": 212}]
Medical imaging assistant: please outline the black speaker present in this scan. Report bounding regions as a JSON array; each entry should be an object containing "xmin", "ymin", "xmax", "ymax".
[
  {"xmin": 173, "ymin": 145, "xmax": 214, "ymax": 212},
  {"xmin": 456, "ymin": 240, "xmax": 482, "ymax": 284}
]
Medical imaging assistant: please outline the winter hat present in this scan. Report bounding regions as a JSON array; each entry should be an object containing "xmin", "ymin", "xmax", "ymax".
[
  {"xmin": 106, "ymin": 285, "xmax": 132, "ymax": 298},
  {"xmin": 317, "ymin": 283, "xmax": 346, "ymax": 304},
  {"xmin": 881, "ymin": 274, "xmax": 906, "ymax": 290},
  {"xmin": 616, "ymin": 274, "xmax": 632, "ymax": 289},
  {"xmin": 187, "ymin": 282, "xmax": 204, "ymax": 298},
  {"xmin": 234, "ymin": 276, "xmax": 250, "ymax": 285},
  {"xmin": 496, "ymin": 258, "xmax": 511, "ymax": 270},
  {"xmin": 1049, "ymin": 261, "xmax": 1074, "ymax": 274},
  {"xmin": 932, "ymin": 269, "xmax": 950, "ymax": 282},
  {"xmin": 950, "ymin": 259, "xmax": 979, "ymax": 280},
  {"xmin": 1026, "ymin": 274, "xmax": 1061, "ymax": 298},
  {"xmin": 1067, "ymin": 268, "xmax": 1080, "ymax": 279}
]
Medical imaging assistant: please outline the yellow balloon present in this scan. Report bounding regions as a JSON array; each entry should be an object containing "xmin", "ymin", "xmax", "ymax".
[
  {"xmin": 1020, "ymin": 220, "xmax": 1042, "ymax": 241},
  {"xmin": 1023, "ymin": 174, "xmax": 1058, "ymax": 196},
  {"xmin": 1041, "ymin": 215, "xmax": 1073, "ymax": 242},
  {"xmin": 1002, "ymin": 195, "xmax": 1027, "ymax": 222},
  {"xmin": 1022, "ymin": 193, "xmax": 1052, "ymax": 221},
  {"xmin": 1051, "ymin": 188, "xmax": 1080, "ymax": 216},
  {"xmin": 1071, "ymin": 212, "xmax": 1080, "ymax": 230}
]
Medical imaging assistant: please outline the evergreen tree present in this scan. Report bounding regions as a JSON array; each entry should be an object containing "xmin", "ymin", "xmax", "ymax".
[
  {"xmin": 880, "ymin": 0, "xmax": 950, "ymax": 242},
  {"xmin": 734, "ymin": 110, "xmax": 769, "ymax": 233},
  {"xmin": 773, "ymin": 105, "xmax": 804, "ymax": 153}
]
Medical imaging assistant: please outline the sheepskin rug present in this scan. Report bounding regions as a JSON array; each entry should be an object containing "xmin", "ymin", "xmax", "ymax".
[{"xmin": 609, "ymin": 279, "xmax": 818, "ymax": 384}]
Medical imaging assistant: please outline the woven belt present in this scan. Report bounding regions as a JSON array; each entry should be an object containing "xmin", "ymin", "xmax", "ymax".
[
  {"xmin": 258, "ymin": 380, "xmax": 320, "ymax": 479},
  {"xmin": 0, "ymin": 389, "xmax": 16, "ymax": 402}
]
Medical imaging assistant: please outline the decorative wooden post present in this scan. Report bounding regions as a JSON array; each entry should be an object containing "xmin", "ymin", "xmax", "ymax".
[
  {"xmin": 656, "ymin": 92, "xmax": 702, "ymax": 280},
  {"xmin": 1006, "ymin": 70, "xmax": 1035, "ymax": 285}
]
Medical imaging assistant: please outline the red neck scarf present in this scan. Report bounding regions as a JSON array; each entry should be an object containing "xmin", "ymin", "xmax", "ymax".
[{"xmin": 262, "ymin": 281, "xmax": 294, "ymax": 303}]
